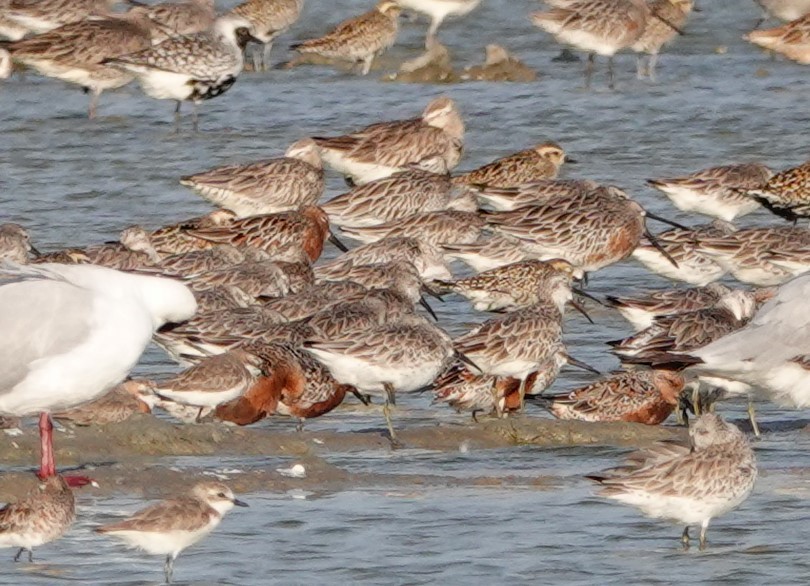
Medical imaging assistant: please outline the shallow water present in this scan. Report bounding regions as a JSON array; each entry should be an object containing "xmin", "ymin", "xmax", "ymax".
[{"xmin": 2, "ymin": 0, "xmax": 810, "ymax": 583}]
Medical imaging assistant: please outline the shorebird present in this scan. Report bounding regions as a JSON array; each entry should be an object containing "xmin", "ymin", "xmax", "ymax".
[
  {"xmin": 261, "ymin": 280, "xmax": 368, "ymax": 321},
  {"xmin": 3, "ymin": 10, "xmax": 153, "ymax": 118},
  {"xmin": 536, "ymin": 369, "xmax": 684, "ymax": 424},
  {"xmin": 340, "ymin": 210, "xmax": 484, "ymax": 246},
  {"xmin": 305, "ymin": 316, "xmax": 455, "ymax": 444},
  {"xmin": 647, "ymin": 162, "xmax": 772, "ymax": 221},
  {"xmin": 149, "ymin": 210, "xmax": 236, "ymax": 255},
  {"xmin": 588, "ymin": 413, "xmax": 756, "ymax": 551},
  {"xmin": 754, "ymin": 0, "xmax": 810, "ymax": 23},
  {"xmin": 180, "ymin": 139, "xmax": 324, "ymax": 218},
  {"xmin": 662, "ymin": 273, "xmax": 810, "ymax": 420},
  {"xmin": 0, "ymin": 224, "xmax": 39, "ymax": 263},
  {"xmin": 183, "ymin": 206, "xmax": 343, "ymax": 262},
  {"xmin": 606, "ymin": 283, "xmax": 733, "ymax": 330},
  {"xmin": 453, "ymin": 263, "xmax": 598, "ymax": 407},
  {"xmin": 436, "ymin": 258, "xmax": 588, "ymax": 313},
  {"xmin": 105, "ymin": 14, "xmax": 259, "ymax": 130},
  {"xmin": 154, "ymin": 349, "xmax": 263, "ymax": 418},
  {"xmin": 53, "ymin": 379, "xmax": 156, "ymax": 426},
  {"xmin": 697, "ymin": 225, "xmax": 810, "ymax": 286},
  {"xmin": 154, "ymin": 305, "xmax": 286, "ymax": 364},
  {"xmin": 743, "ymin": 159, "xmax": 810, "ymax": 221},
  {"xmin": 143, "ymin": 245, "xmax": 246, "ymax": 280},
  {"xmin": 323, "ymin": 168, "xmax": 475, "ymax": 228},
  {"xmin": 303, "ymin": 292, "xmax": 415, "ymax": 339},
  {"xmin": 192, "ymin": 285, "xmax": 255, "ymax": 313},
  {"xmin": 0, "ymin": 263, "xmax": 196, "ymax": 481},
  {"xmin": 189, "ymin": 258, "xmax": 292, "ymax": 298},
  {"xmin": 141, "ymin": 0, "xmax": 216, "ymax": 42},
  {"xmin": 2, "ymin": 0, "xmax": 122, "ymax": 35},
  {"xmin": 215, "ymin": 342, "xmax": 367, "ymax": 428},
  {"xmin": 631, "ymin": 220, "xmax": 735, "ymax": 286},
  {"xmin": 747, "ymin": 13, "xmax": 810, "ymax": 63},
  {"xmin": 441, "ymin": 234, "xmax": 544, "ymax": 272},
  {"xmin": 531, "ymin": 0, "xmax": 651, "ymax": 88},
  {"xmin": 312, "ymin": 97, "xmax": 464, "ymax": 185},
  {"xmin": 608, "ymin": 290, "xmax": 758, "ymax": 363},
  {"xmin": 484, "ymin": 185, "xmax": 680, "ymax": 276},
  {"xmin": 290, "ymin": 0, "xmax": 400, "ymax": 75},
  {"xmin": 0, "ymin": 475, "xmax": 89, "ymax": 562},
  {"xmin": 472, "ymin": 178, "xmax": 600, "ymax": 212},
  {"xmin": 632, "ymin": 0, "xmax": 693, "ymax": 79},
  {"xmin": 230, "ymin": 0, "xmax": 304, "ymax": 70},
  {"xmin": 396, "ymin": 0, "xmax": 481, "ymax": 47},
  {"xmin": 96, "ymin": 481, "xmax": 248, "ymax": 584},
  {"xmin": 432, "ymin": 364, "xmax": 526, "ymax": 418},
  {"xmin": 314, "ymin": 237, "xmax": 452, "ymax": 282},
  {"xmin": 452, "ymin": 142, "xmax": 572, "ymax": 188}
]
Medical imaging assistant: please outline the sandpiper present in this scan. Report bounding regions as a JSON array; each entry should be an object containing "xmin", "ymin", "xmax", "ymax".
[
  {"xmin": 180, "ymin": 138, "xmax": 324, "ymax": 217},
  {"xmin": 744, "ymin": 159, "xmax": 810, "ymax": 221},
  {"xmin": 53, "ymin": 379, "xmax": 156, "ymax": 426},
  {"xmin": 0, "ymin": 475, "xmax": 86, "ymax": 562},
  {"xmin": 631, "ymin": 220, "xmax": 736, "ymax": 286},
  {"xmin": 230, "ymin": 0, "xmax": 304, "ymax": 70},
  {"xmin": 0, "ymin": 223, "xmax": 39, "ymax": 263},
  {"xmin": 606, "ymin": 283, "xmax": 733, "ymax": 331},
  {"xmin": 96, "ymin": 481, "xmax": 248, "ymax": 583},
  {"xmin": 747, "ymin": 13, "xmax": 810, "ymax": 63},
  {"xmin": 587, "ymin": 413, "xmax": 756, "ymax": 551},
  {"xmin": 632, "ymin": 0, "xmax": 693, "ymax": 79},
  {"xmin": 312, "ymin": 96, "xmax": 464, "ymax": 185},
  {"xmin": 340, "ymin": 210, "xmax": 484, "ymax": 246},
  {"xmin": 323, "ymin": 168, "xmax": 475, "ymax": 228},
  {"xmin": 453, "ymin": 142, "xmax": 572, "ymax": 188},
  {"xmin": 105, "ymin": 14, "xmax": 260, "ymax": 130},
  {"xmin": 142, "ymin": 0, "xmax": 216, "ymax": 43},
  {"xmin": 314, "ymin": 236, "xmax": 452, "ymax": 282},
  {"xmin": 531, "ymin": 0, "xmax": 650, "ymax": 88},
  {"xmin": 647, "ymin": 162, "xmax": 772, "ymax": 221},
  {"xmin": 4, "ymin": 10, "xmax": 154, "ymax": 118},
  {"xmin": 537, "ymin": 369, "xmax": 684, "ymax": 424},
  {"xmin": 291, "ymin": 0, "xmax": 400, "ymax": 75}
]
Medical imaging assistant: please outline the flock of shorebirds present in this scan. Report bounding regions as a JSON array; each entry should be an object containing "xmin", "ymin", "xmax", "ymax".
[
  {"xmin": 0, "ymin": 0, "xmax": 808, "ymax": 123},
  {"xmin": 0, "ymin": 0, "xmax": 808, "ymax": 583}
]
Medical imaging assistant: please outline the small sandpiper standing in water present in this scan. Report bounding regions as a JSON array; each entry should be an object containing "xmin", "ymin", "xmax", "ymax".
[
  {"xmin": 96, "ymin": 481, "xmax": 248, "ymax": 584},
  {"xmin": 587, "ymin": 413, "xmax": 757, "ymax": 551}
]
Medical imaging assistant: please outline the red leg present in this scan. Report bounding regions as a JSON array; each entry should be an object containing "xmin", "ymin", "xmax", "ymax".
[{"xmin": 38, "ymin": 412, "xmax": 55, "ymax": 479}]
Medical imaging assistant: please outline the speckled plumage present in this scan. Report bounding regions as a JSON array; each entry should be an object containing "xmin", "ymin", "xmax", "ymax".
[
  {"xmin": 0, "ymin": 476, "xmax": 75, "ymax": 562},
  {"xmin": 323, "ymin": 168, "xmax": 474, "ymax": 228},
  {"xmin": 632, "ymin": 220, "xmax": 736, "ymax": 286},
  {"xmin": 340, "ymin": 210, "xmax": 484, "ymax": 246},
  {"xmin": 606, "ymin": 283, "xmax": 733, "ymax": 331},
  {"xmin": 181, "ymin": 139, "xmax": 324, "ymax": 218},
  {"xmin": 589, "ymin": 413, "xmax": 756, "ymax": 550},
  {"xmin": 314, "ymin": 237, "xmax": 452, "ymax": 282},
  {"xmin": 453, "ymin": 142, "xmax": 570, "ymax": 188},
  {"xmin": 648, "ymin": 162, "xmax": 772, "ymax": 221},
  {"xmin": 313, "ymin": 97, "xmax": 465, "ymax": 185},
  {"xmin": 540, "ymin": 369, "xmax": 683, "ymax": 423},
  {"xmin": 437, "ymin": 259, "xmax": 579, "ymax": 312},
  {"xmin": 5, "ymin": 12, "xmax": 153, "ymax": 117},
  {"xmin": 473, "ymin": 178, "xmax": 601, "ymax": 211},
  {"xmin": 485, "ymin": 186, "xmax": 649, "ymax": 274},
  {"xmin": 291, "ymin": 0, "xmax": 400, "ymax": 74},
  {"xmin": 609, "ymin": 290, "xmax": 757, "ymax": 363},
  {"xmin": 0, "ymin": 223, "xmax": 36, "ymax": 264},
  {"xmin": 746, "ymin": 159, "xmax": 810, "ymax": 221}
]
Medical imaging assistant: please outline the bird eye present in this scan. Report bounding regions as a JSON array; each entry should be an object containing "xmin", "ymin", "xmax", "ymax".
[{"xmin": 218, "ymin": 492, "xmax": 227, "ymax": 498}]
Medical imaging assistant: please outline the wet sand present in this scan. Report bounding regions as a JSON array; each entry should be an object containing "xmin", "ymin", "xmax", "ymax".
[{"xmin": 0, "ymin": 415, "xmax": 685, "ymax": 499}]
